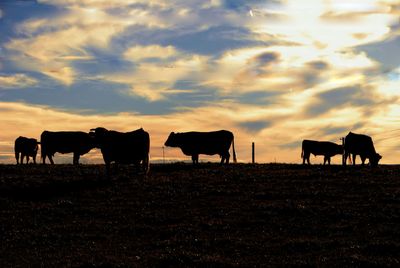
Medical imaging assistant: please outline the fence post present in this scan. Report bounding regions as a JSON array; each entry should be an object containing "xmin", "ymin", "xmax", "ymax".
[
  {"xmin": 341, "ymin": 137, "xmax": 345, "ymax": 165},
  {"xmin": 252, "ymin": 142, "xmax": 255, "ymax": 164},
  {"xmin": 162, "ymin": 146, "xmax": 165, "ymax": 164}
]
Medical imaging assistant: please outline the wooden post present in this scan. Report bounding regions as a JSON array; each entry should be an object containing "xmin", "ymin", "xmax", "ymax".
[
  {"xmin": 341, "ymin": 137, "xmax": 345, "ymax": 165},
  {"xmin": 252, "ymin": 142, "xmax": 255, "ymax": 164}
]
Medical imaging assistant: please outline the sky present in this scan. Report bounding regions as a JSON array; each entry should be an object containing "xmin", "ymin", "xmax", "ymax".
[{"xmin": 1, "ymin": 0, "xmax": 400, "ymax": 164}]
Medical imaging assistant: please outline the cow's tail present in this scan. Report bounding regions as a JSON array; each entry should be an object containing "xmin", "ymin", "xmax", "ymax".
[
  {"xmin": 232, "ymin": 136, "xmax": 237, "ymax": 163},
  {"xmin": 15, "ymin": 150, "xmax": 19, "ymax": 164},
  {"xmin": 40, "ymin": 140, "xmax": 47, "ymax": 163},
  {"xmin": 301, "ymin": 143, "xmax": 304, "ymax": 159}
]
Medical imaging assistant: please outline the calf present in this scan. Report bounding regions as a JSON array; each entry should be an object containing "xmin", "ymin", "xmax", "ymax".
[
  {"xmin": 15, "ymin": 136, "xmax": 39, "ymax": 164},
  {"xmin": 301, "ymin": 139, "xmax": 343, "ymax": 165}
]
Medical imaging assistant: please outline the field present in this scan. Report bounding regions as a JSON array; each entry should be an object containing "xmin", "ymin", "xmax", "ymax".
[{"xmin": 0, "ymin": 163, "xmax": 399, "ymax": 267}]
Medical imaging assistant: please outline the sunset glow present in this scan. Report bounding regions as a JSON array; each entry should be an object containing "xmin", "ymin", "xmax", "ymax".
[{"xmin": 1, "ymin": 0, "xmax": 400, "ymax": 164}]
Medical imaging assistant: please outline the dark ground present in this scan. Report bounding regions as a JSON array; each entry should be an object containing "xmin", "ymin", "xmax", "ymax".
[{"xmin": 0, "ymin": 163, "xmax": 399, "ymax": 267}]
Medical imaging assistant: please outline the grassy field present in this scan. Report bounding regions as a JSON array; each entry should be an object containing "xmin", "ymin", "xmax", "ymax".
[{"xmin": 0, "ymin": 163, "xmax": 399, "ymax": 267}]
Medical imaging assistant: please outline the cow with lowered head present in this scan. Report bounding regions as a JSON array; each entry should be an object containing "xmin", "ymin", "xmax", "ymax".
[
  {"xmin": 14, "ymin": 136, "xmax": 40, "ymax": 164},
  {"xmin": 301, "ymin": 139, "xmax": 343, "ymax": 165},
  {"xmin": 164, "ymin": 130, "xmax": 237, "ymax": 164},
  {"xmin": 344, "ymin": 132, "xmax": 382, "ymax": 167},
  {"xmin": 89, "ymin": 127, "xmax": 150, "ymax": 177},
  {"xmin": 41, "ymin": 131, "xmax": 96, "ymax": 164}
]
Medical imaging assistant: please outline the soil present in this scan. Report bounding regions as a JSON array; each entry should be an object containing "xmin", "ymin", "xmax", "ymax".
[{"xmin": 0, "ymin": 163, "xmax": 399, "ymax": 267}]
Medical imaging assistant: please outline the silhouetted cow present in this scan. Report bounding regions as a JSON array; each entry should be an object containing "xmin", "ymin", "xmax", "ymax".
[
  {"xmin": 301, "ymin": 140, "xmax": 343, "ymax": 165},
  {"xmin": 344, "ymin": 132, "xmax": 382, "ymax": 167},
  {"xmin": 89, "ymin": 127, "xmax": 150, "ymax": 177},
  {"xmin": 164, "ymin": 130, "xmax": 237, "ymax": 164},
  {"xmin": 41, "ymin": 131, "xmax": 95, "ymax": 164},
  {"xmin": 14, "ymin": 136, "xmax": 39, "ymax": 164}
]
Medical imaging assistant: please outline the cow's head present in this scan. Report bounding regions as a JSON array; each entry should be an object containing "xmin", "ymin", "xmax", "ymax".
[
  {"xmin": 89, "ymin": 127, "xmax": 109, "ymax": 147},
  {"xmin": 336, "ymin": 145, "xmax": 344, "ymax": 155},
  {"xmin": 164, "ymin": 132, "xmax": 178, "ymax": 147},
  {"xmin": 370, "ymin": 153, "xmax": 382, "ymax": 167}
]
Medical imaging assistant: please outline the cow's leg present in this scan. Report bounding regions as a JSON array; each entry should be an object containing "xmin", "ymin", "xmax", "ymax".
[
  {"xmin": 33, "ymin": 154, "xmax": 37, "ymax": 164},
  {"xmin": 303, "ymin": 151, "xmax": 311, "ymax": 165},
  {"xmin": 361, "ymin": 156, "xmax": 366, "ymax": 166},
  {"xmin": 48, "ymin": 155, "xmax": 55, "ymax": 165},
  {"xmin": 73, "ymin": 153, "xmax": 80, "ymax": 165},
  {"xmin": 305, "ymin": 152, "xmax": 311, "ymax": 165},
  {"xmin": 220, "ymin": 152, "xmax": 230, "ymax": 164},
  {"xmin": 15, "ymin": 151, "xmax": 20, "ymax": 165},
  {"xmin": 352, "ymin": 154, "xmax": 356, "ymax": 165},
  {"xmin": 327, "ymin": 157, "xmax": 331, "ymax": 165},
  {"xmin": 143, "ymin": 155, "xmax": 150, "ymax": 174},
  {"xmin": 323, "ymin": 156, "xmax": 328, "ymax": 165},
  {"xmin": 21, "ymin": 154, "xmax": 26, "ymax": 164},
  {"xmin": 26, "ymin": 155, "xmax": 30, "ymax": 164},
  {"xmin": 192, "ymin": 154, "xmax": 198, "ymax": 164}
]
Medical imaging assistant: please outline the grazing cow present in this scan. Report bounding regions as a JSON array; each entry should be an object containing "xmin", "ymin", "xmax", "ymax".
[
  {"xmin": 301, "ymin": 140, "xmax": 343, "ymax": 165},
  {"xmin": 164, "ymin": 130, "xmax": 237, "ymax": 164},
  {"xmin": 41, "ymin": 131, "xmax": 96, "ymax": 164},
  {"xmin": 344, "ymin": 132, "xmax": 382, "ymax": 167},
  {"xmin": 14, "ymin": 136, "xmax": 40, "ymax": 164},
  {"xmin": 89, "ymin": 127, "xmax": 150, "ymax": 177}
]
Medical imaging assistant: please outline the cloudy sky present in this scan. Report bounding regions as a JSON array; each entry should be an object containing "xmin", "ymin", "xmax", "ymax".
[{"xmin": 1, "ymin": 0, "xmax": 400, "ymax": 164}]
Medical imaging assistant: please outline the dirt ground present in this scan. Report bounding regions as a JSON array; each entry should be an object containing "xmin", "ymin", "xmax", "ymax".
[{"xmin": 0, "ymin": 163, "xmax": 399, "ymax": 267}]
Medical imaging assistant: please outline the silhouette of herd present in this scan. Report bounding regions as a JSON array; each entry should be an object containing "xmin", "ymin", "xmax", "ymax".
[
  {"xmin": 13, "ymin": 128, "xmax": 381, "ymax": 176},
  {"xmin": 14, "ymin": 128, "xmax": 237, "ymax": 176}
]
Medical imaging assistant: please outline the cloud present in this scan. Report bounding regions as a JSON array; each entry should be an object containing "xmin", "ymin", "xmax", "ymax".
[
  {"xmin": 0, "ymin": 74, "xmax": 38, "ymax": 88},
  {"xmin": 238, "ymin": 120, "xmax": 271, "ymax": 133},
  {"xmin": 105, "ymin": 53, "xmax": 209, "ymax": 101},
  {"xmin": 305, "ymin": 86, "xmax": 376, "ymax": 116},
  {"xmin": 6, "ymin": 2, "xmax": 169, "ymax": 85},
  {"xmin": 124, "ymin": 45, "xmax": 178, "ymax": 61},
  {"xmin": 250, "ymin": 0, "xmax": 397, "ymax": 50},
  {"xmin": 41, "ymin": 67, "xmax": 75, "ymax": 86}
]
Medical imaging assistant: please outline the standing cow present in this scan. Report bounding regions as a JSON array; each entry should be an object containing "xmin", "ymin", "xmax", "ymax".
[
  {"xmin": 343, "ymin": 132, "xmax": 382, "ymax": 167},
  {"xmin": 164, "ymin": 130, "xmax": 237, "ymax": 164},
  {"xmin": 301, "ymin": 140, "xmax": 343, "ymax": 165},
  {"xmin": 41, "ymin": 131, "xmax": 96, "ymax": 164},
  {"xmin": 89, "ymin": 127, "xmax": 150, "ymax": 177},
  {"xmin": 14, "ymin": 136, "xmax": 40, "ymax": 164}
]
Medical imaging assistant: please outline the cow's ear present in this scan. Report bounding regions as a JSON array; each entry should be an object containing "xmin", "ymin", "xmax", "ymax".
[{"xmin": 170, "ymin": 132, "xmax": 175, "ymax": 135}]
